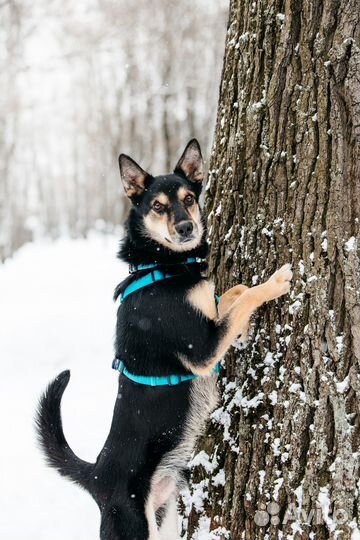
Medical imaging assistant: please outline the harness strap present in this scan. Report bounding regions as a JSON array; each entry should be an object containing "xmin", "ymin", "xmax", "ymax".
[
  {"xmin": 121, "ymin": 270, "xmax": 177, "ymax": 303},
  {"xmin": 114, "ymin": 261, "xmax": 221, "ymax": 386},
  {"xmin": 122, "ymin": 258, "xmax": 203, "ymax": 303},
  {"xmin": 129, "ymin": 257, "xmax": 199, "ymax": 274},
  {"xmin": 112, "ymin": 357, "xmax": 220, "ymax": 386}
]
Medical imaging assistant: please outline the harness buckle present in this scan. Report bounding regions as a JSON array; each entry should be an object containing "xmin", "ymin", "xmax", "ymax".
[
  {"xmin": 167, "ymin": 375, "xmax": 179, "ymax": 386},
  {"xmin": 112, "ymin": 358, "xmax": 124, "ymax": 374}
]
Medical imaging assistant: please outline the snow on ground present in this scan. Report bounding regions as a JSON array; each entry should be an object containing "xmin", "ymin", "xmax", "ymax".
[{"xmin": 0, "ymin": 233, "xmax": 127, "ymax": 540}]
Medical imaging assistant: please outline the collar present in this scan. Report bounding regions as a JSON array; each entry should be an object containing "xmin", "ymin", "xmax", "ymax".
[{"xmin": 128, "ymin": 257, "xmax": 203, "ymax": 274}]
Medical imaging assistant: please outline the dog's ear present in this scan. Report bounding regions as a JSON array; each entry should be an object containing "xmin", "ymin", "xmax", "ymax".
[
  {"xmin": 118, "ymin": 154, "xmax": 151, "ymax": 198},
  {"xmin": 174, "ymin": 139, "xmax": 204, "ymax": 183}
]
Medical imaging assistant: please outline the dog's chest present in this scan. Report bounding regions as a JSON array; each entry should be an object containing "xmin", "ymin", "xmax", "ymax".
[{"xmin": 186, "ymin": 279, "xmax": 217, "ymax": 320}]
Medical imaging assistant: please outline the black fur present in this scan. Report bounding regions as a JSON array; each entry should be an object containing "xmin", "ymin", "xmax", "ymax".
[
  {"xmin": 36, "ymin": 141, "xmax": 227, "ymax": 540},
  {"xmin": 35, "ymin": 370, "xmax": 93, "ymax": 489}
]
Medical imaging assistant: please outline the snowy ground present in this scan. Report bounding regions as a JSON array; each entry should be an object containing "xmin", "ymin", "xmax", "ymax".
[{"xmin": 0, "ymin": 234, "xmax": 127, "ymax": 539}]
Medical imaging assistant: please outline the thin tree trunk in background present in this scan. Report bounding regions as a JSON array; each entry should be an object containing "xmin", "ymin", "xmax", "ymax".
[{"xmin": 185, "ymin": 0, "xmax": 360, "ymax": 539}]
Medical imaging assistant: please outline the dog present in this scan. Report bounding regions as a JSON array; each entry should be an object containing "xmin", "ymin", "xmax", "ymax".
[{"xmin": 36, "ymin": 139, "xmax": 292, "ymax": 540}]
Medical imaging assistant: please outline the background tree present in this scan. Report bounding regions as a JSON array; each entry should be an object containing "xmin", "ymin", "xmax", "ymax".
[
  {"xmin": 184, "ymin": 0, "xmax": 360, "ymax": 539},
  {"xmin": 0, "ymin": 0, "xmax": 228, "ymax": 260},
  {"xmin": 0, "ymin": 0, "xmax": 28, "ymax": 261}
]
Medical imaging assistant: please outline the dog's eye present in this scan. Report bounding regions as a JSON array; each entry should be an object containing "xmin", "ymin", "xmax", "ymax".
[
  {"xmin": 184, "ymin": 194, "xmax": 194, "ymax": 206},
  {"xmin": 152, "ymin": 201, "xmax": 165, "ymax": 213}
]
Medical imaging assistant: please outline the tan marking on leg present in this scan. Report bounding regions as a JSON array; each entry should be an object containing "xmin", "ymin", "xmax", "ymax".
[
  {"xmin": 187, "ymin": 280, "xmax": 217, "ymax": 320},
  {"xmin": 217, "ymin": 284, "xmax": 248, "ymax": 318},
  {"xmin": 182, "ymin": 265, "xmax": 292, "ymax": 376}
]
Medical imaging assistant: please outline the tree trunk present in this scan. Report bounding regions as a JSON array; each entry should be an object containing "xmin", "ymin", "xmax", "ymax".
[{"xmin": 184, "ymin": 1, "xmax": 360, "ymax": 539}]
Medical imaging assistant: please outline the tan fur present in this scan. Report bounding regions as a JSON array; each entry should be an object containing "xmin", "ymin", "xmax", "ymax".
[
  {"xmin": 187, "ymin": 280, "xmax": 217, "ymax": 320},
  {"xmin": 177, "ymin": 187, "xmax": 195, "ymax": 201},
  {"xmin": 125, "ymin": 185, "xmax": 139, "ymax": 197},
  {"xmin": 143, "ymin": 214, "xmax": 171, "ymax": 242},
  {"xmin": 177, "ymin": 187, "xmax": 200, "ymax": 223},
  {"xmin": 187, "ymin": 202, "xmax": 201, "ymax": 224},
  {"xmin": 217, "ymin": 284, "xmax": 248, "ymax": 317},
  {"xmin": 167, "ymin": 215, "xmax": 176, "ymax": 236},
  {"xmin": 142, "ymin": 189, "xmax": 204, "ymax": 252},
  {"xmin": 182, "ymin": 264, "xmax": 292, "ymax": 376},
  {"xmin": 143, "ymin": 213, "xmax": 202, "ymax": 251},
  {"xmin": 153, "ymin": 194, "xmax": 169, "ymax": 206}
]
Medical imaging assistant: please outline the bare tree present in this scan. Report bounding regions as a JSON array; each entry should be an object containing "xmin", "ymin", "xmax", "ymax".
[
  {"xmin": 0, "ymin": 0, "xmax": 27, "ymax": 260},
  {"xmin": 1, "ymin": 0, "xmax": 228, "ymax": 259},
  {"xmin": 185, "ymin": 1, "xmax": 360, "ymax": 539}
]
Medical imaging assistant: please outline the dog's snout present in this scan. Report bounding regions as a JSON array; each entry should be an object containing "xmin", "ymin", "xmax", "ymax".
[{"xmin": 175, "ymin": 220, "xmax": 193, "ymax": 238}]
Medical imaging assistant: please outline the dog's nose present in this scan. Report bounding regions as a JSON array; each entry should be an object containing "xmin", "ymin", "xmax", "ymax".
[{"xmin": 175, "ymin": 220, "xmax": 193, "ymax": 238}]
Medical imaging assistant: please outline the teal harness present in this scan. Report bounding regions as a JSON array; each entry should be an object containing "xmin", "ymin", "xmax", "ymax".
[{"xmin": 112, "ymin": 258, "xmax": 220, "ymax": 386}]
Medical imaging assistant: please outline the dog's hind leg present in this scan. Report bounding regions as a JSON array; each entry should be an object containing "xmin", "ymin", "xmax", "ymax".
[
  {"xmin": 146, "ymin": 477, "xmax": 177, "ymax": 540},
  {"xmin": 145, "ymin": 498, "xmax": 161, "ymax": 540},
  {"xmin": 159, "ymin": 496, "xmax": 181, "ymax": 540}
]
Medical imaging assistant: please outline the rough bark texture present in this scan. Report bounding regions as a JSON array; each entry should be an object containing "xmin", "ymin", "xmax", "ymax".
[{"xmin": 183, "ymin": 1, "xmax": 360, "ymax": 539}]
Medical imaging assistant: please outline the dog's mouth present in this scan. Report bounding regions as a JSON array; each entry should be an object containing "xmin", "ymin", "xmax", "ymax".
[
  {"xmin": 165, "ymin": 227, "xmax": 202, "ymax": 249},
  {"xmin": 166, "ymin": 236, "xmax": 195, "ymax": 245}
]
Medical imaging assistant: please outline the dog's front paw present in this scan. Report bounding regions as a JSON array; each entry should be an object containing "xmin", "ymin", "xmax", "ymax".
[{"xmin": 265, "ymin": 263, "xmax": 292, "ymax": 301}]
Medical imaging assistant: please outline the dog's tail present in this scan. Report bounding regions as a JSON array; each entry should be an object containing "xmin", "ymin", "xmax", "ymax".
[{"xmin": 35, "ymin": 370, "xmax": 93, "ymax": 490}]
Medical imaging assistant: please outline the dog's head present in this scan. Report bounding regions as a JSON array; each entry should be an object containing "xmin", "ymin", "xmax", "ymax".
[{"xmin": 118, "ymin": 139, "xmax": 205, "ymax": 252}]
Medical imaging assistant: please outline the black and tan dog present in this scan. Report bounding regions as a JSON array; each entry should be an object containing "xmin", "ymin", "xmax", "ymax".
[{"xmin": 36, "ymin": 140, "xmax": 292, "ymax": 540}]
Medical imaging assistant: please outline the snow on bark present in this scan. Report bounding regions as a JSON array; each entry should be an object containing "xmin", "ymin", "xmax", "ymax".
[{"xmin": 183, "ymin": 0, "xmax": 360, "ymax": 538}]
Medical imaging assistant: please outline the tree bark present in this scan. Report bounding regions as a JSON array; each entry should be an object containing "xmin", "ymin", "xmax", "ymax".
[{"xmin": 184, "ymin": 1, "xmax": 360, "ymax": 539}]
